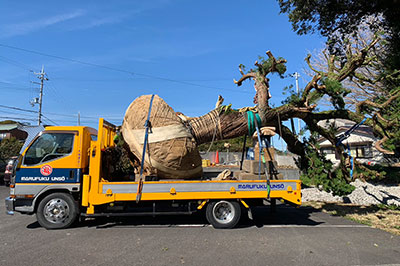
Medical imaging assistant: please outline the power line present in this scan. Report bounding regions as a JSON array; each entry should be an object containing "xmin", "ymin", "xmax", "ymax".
[
  {"xmin": 0, "ymin": 106, "xmax": 121, "ymax": 125},
  {"xmin": 43, "ymin": 112, "xmax": 76, "ymax": 118},
  {"xmin": 0, "ymin": 55, "xmax": 34, "ymax": 72},
  {"xmin": 0, "ymin": 43, "xmax": 252, "ymax": 94},
  {"xmin": 41, "ymin": 114, "xmax": 59, "ymax": 126},
  {"xmin": 0, "ymin": 81, "xmax": 37, "ymax": 94},
  {"xmin": 43, "ymin": 112, "xmax": 101, "ymax": 119},
  {"xmin": 0, "ymin": 86, "xmax": 32, "ymax": 92},
  {"xmin": 34, "ymin": 110, "xmax": 122, "ymax": 121},
  {"xmin": 0, "ymin": 104, "xmax": 38, "ymax": 113},
  {"xmin": 45, "ymin": 81, "xmax": 73, "ymax": 109},
  {"xmin": 0, "ymin": 109, "xmax": 38, "ymax": 118},
  {"xmin": 38, "ymin": 117, "xmax": 121, "ymax": 125},
  {"xmin": 49, "ymin": 77, "xmax": 232, "ymax": 82},
  {"xmin": 0, "ymin": 116, "xmax": 38, "ymax": 122},
  {"xmin": 0, "ymin": 80, "xmax": 29, "ymax": 86}
]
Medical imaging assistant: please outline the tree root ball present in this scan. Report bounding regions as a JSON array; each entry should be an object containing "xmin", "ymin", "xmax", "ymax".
[{"xmin": 121, "ymin": 95, "xmax": 203, "ymax": 179}]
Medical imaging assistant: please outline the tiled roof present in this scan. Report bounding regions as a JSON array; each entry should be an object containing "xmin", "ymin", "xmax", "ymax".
[
  {"xmin": 317, "ymin": 125, "xmax": 375, "ymax": 143},
  {"xmin": 337, "ymin": 125, "xmax": 374, "ymax": 136}
]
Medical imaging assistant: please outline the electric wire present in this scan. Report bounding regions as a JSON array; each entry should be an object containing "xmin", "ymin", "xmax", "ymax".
[
  {"xmin": 0, "ymin": 109, "xmax": 37, "ymax": 119},
  {"xmin": 0, "ymin": 43, "xmax": 252, "ymax": 94},
  {"xmin": 0, "ymin": 104, "xmax": 38, "ymax": 113},
  {"xmin": 0, "ymin": 80, "xmax": 27, "ymax": 86},
  {"xmin": 0, "ymin": 116, "xmax": 38, "ymax": 122},
  {"xmin": 0, "ymin": 55, "xmax": 34, "ymax": 72},
  {"xmin": 0, "ymin": 86, "xmax": 32, "ymax": 92},
  {"xmin": 41, "ymin": 114, "xmax": 59, "ymax": 126}
]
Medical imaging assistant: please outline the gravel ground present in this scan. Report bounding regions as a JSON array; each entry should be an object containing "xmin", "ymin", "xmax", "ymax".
[{"xmin": 302, "ymin": 179, "xmax": 400, "ymax": 206}]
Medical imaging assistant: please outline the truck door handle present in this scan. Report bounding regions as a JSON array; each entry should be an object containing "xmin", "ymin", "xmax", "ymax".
[{"xmin": 69, "ymin": 170, "xmax": 75, "ymax": 180}]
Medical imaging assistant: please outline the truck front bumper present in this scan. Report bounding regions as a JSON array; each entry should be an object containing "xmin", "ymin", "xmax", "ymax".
[{"xmin": 5, "ymin": 197, "xmax": 15, "ymax": 215}]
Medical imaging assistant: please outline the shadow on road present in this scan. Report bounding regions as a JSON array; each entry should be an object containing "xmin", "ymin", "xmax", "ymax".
[
  {"xmin": 26, "ymin": 204, "xmax": 324, "ymax": 230},
  {"xmin": 245, "ymin": 205, "xmax": 322, "ymax": 228}
]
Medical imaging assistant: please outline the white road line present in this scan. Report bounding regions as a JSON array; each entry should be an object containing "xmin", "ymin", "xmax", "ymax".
[
  {"xmin": 99, "ymin": 224, "xmax": 211, "ymax": 229},
  {"xmin": 107, "ymin": 224, "xmax": 369, "ymax": 229},
  {"xmin": 352, "ymin": 264, "xmax": 400, "ymax": 266},
  {"xmin": 261, "ymin": 224, "xmax": 369, "ymax": 228}
]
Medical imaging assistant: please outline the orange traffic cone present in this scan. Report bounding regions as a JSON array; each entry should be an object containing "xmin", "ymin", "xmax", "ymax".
[{"xmin": 215, "ymin": 150, "xmax": 220, "ymax": 164}]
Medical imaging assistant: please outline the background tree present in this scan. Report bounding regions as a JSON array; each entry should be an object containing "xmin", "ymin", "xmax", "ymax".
[
  {"xmin": 277, "ymin": 0, "xmax": 400, "ymax": 59},
  {"xmin": 0, "ymin": 121, "xmax": 23, "ymax": 165},
  {"xmin": 306, "ymin": 19, "xmax": 388, "ymax": 108},
  {"xmin": 274, "ymin": 0, "xmax": 400, "ymax": 192},
  {"xmin": 0, "ymin": 137, "xmax": 23, "ymax": 164}
]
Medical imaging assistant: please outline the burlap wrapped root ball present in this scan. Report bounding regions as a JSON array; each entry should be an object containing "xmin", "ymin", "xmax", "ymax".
[{"xmin": 121, "ymin": 95, "xmax": 203, "ymax": 179}]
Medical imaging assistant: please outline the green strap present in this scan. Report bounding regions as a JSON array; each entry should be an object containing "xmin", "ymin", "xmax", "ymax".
[
  {"xmin": 251, "ymin": 111, "xmax": 271, "ymax": 199},
  {"xmin": 247, "ymin": 111, "xmax": 253, "ymax": 135},
  {"xmin": 246, "ymin": 111, "xmax": 261, "ymax": 136}
]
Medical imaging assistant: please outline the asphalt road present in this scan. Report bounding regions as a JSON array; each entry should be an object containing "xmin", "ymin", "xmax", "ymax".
[{"xmin": 1, "ymin": 186, "xmax": 399, "ymax": 266}]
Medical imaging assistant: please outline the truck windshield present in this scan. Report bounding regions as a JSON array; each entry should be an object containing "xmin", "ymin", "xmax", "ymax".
[{"xmin": 24, "ymin": 133, "xmax": 74, "ymax": 166}]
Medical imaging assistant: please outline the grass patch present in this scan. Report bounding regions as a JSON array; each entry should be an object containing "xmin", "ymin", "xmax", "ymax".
[
  {"xmin": 304, "ymin": 201, "xmax": 400, "ymax": 236},
  {"xmin": 348, "ymin": 216, "xmax": 372, "ymax": 226},
  {"xmin": 376, "ymin": 203, "xmax": 400, "ymax": 211}
]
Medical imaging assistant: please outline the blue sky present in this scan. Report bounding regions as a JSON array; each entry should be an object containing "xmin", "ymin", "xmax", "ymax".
[{"xmin": 0, "ymin": 0, "xmax": 325, "ymax": 147}]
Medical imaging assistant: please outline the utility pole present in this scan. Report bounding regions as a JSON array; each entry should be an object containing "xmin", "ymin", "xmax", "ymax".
[
  {"xmin": 78, "ymin": 111, "xmax": 81, "ymax": 126},
  {"xmin": 33, "ymin": 66, "xmax": 48, "ymax": 125},
  {"xmin": 293, "ymin": 72, "xmax": 301, "ymax": 137}
]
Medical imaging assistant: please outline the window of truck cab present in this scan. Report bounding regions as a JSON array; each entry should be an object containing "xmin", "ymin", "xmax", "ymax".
[{"xmin": 23, "ymin": 132, "xmax": 75, "ymax": 166}]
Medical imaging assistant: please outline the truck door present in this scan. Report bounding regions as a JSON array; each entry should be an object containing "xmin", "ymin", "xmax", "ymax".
[{"xmin": 16, "ymin": 131, "xmax": 81, "ymax": 184}]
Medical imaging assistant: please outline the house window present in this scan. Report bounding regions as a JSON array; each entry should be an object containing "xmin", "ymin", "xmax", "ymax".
[
  {"xmin": 321, "ymin": 147, "xmax": 335, "ymax": 154},
  {"xmin": 350, "ymin": 145, "xmax": 372, "ymax": 158},
  {"xmin": 0, "ymin": 133, "xmax": 6, "ymax": 139}
]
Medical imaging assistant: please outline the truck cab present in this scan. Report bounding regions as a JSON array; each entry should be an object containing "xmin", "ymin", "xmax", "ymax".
[{"xmin": 6, "ymin": 126, "xmax": 96, "ymax": 219}]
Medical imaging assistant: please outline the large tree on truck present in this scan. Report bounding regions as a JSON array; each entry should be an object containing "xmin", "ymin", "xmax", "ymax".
[
  {"xmin": 120, "ymin": 1, "xmax": 400, "ymax": 195},
  {"xmin": 121, "ymin": 28, "xmax": 399, "ymax": 195}
]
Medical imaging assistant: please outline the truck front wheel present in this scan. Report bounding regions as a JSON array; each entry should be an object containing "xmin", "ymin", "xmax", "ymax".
[
  {"xmin": 206, "ymin": 200, "xmax": 241, "ymax": 229},
  {"xmin": 36, "ymin": 193, "xmax": 78, "ymax": 230}
]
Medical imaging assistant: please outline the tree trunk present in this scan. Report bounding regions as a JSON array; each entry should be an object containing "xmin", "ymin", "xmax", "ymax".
[{"xmin": 188, "ymin": 110, "xmax": 248, "ymax": 144}]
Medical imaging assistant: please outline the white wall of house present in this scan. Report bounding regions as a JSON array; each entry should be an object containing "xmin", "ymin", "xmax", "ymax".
[{"xmin": 319, "ymin": 131, "xmax": 383, "ymax": 166}]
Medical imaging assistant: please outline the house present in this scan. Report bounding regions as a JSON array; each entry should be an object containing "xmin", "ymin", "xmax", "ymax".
[
  {"xmin": 317, "ymin": 119, "xmax": 383, "ymax": 165},
  {"xmin": 0, "ymin": 123, "xmax": 28, "ymax": 141}
]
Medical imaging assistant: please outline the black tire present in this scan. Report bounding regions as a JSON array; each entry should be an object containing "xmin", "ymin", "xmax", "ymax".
[
  {"xmin": 36, "ymin": 193, "xmax": 78, "ymax": 230},
  {"xmin": 206, "ymin": 200, "xmax": 241, "ymax": 229}
]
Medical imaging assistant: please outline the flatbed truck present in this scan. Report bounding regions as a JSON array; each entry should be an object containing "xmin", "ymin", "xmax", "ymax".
[{"xmin": 5, "ymin": 118, "xmax": 301, "ymax": 229}]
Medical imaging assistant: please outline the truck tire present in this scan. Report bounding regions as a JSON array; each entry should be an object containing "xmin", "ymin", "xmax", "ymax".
[
  {"xmin": 206, "ymin": 200, "xmax": 241, "ymax": 229},
  {"xmin": 36, "ymin": 193, "xmax": 78, "ymax": 230}
]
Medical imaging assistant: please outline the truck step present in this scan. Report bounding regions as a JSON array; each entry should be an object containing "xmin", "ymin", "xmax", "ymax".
[{"xmin": 81, "ymin": 211, "xmax": 194, "ymax": 217}]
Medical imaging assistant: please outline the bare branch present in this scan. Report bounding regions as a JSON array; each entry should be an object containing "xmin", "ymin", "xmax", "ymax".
[
  {"xmin": 305, "ymin": 54, "xmax": 323, "ymax": 75},
  {"xmin": 375, "ymin": 136, "xmax": 395, "ymax": 155},
  {"xmin": 233, "ymin": 73, "xmax": 256, "ymax": 86},
  {"xmin": 238, "ymin": 65, "xmax": 245, "ymax": 75},
  {"xmin": 356, "ymin": 90, "xmax": 400, "ymax": 113},
  {"xmin": 337, "ymin": 37, "xmax": 380, "ymax": 82},
  {"xmin": 264, "ymin": 50, "xmax": 287, "ymax": 73},
  {"xmin": 254, "ymin": 60, "xmax": 262, "ymax": 69},
  {"xmin": 300, "ymin": 74, "xmax": 321, "ymax": 105}
]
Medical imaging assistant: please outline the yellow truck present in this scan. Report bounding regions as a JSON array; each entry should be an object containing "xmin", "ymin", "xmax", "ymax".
[{"xmin": 5, "ymin": 118, "xmax": 301, "ymax": 229}]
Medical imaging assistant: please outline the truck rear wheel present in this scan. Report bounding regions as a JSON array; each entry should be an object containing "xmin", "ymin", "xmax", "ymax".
[
  {"xmin": 36, "ymin": 193, "xmax": 78, "ymax": 230},
  {"xmin": 206, "ymin": 200, "xmax": 241, "ymax": 229}
]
